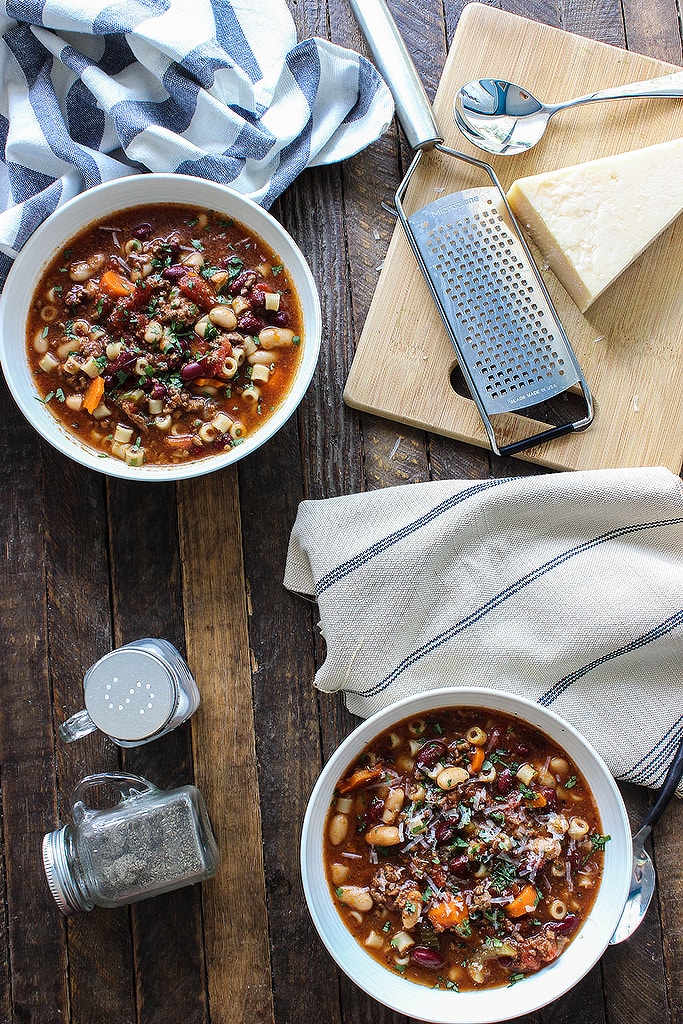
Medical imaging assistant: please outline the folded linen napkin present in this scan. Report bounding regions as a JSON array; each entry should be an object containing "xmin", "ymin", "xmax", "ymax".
[
  {"xmin": 285, "ymin": 466, "xmax": 683, "ymax": 792},
  {"xmin": 0, "ymin": 0, "xmax": 393, "ymax": 284}
]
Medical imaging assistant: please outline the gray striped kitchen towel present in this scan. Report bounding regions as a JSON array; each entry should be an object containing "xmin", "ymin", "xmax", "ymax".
[
  {"xmin": 0, "ymin": 0, "xmax": 393, "ymax": 286},
  {"xmin": 284, "ymin": 466, "xmax": 683, "ymax": 792}
]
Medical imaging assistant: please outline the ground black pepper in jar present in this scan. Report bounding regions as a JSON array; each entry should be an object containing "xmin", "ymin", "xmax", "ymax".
[{"xmin": 42, "ymin": 772, "xmax": 219, "ymax": 913}]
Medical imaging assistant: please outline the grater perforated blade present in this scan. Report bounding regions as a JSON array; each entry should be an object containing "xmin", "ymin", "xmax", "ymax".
[{"xmin": 350, "ymin": 0, "xmax": 593, "ymax": 457}]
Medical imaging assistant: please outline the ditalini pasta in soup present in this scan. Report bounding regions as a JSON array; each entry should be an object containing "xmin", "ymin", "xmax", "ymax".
[
  {"xmin": 27, "ymin": 205, "xmax": 303, "ymax": 467},
  {"xmin": 324, "ymin": 708, "xmax": 608, "ymax": 992}
]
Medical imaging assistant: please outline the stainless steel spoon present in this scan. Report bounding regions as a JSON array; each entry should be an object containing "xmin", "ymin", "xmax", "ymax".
[
  {"xmin": 454, "ymin": 71, "xmax": 683, "ymax": 156},
  {"xmin": 610, "ymin": 728, "xmax": 683, "ymax": 944}
]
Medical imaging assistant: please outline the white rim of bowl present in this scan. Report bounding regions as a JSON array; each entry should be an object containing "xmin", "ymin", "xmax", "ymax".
[
  {"xmin": 0, "ymin": 173, "xmax": 322, "ymax": 481},
  {"xmin": 300, "ymin": 686, "xmax": 632, "ymax": 1024}
]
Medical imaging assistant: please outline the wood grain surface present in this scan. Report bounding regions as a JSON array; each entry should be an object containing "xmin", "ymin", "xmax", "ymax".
[
  {"xmin": 344, "ymin": 3, "xmax": 683, "ymax": 472},
  {"xmin": 0, "ymin": 2, "xmax": 682, "ymax": 1024}
]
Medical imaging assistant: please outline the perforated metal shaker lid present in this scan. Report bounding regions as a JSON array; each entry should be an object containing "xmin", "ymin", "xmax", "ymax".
[{"xmin": 83, "ymin": 648, "xmax": 178, "ymax": 742}]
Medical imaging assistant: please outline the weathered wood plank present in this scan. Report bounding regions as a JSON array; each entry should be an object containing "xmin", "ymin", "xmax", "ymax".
[
  {"xmin": 177, "ymin": 469, "xmax": 274, "ymax": 1024},
  {"xmin": 238, "ymin": 418, "xmax": 344, "ymax": 1024},
  {"xmin": 40, "ymin": 452, "xmax": 136, "ymax": 1024},
  {"xmin": 107, "ymin": 477, "xmax": 209, "ymax": 1024},
  {"xmin": 0, "ymin": 382, "xmax": 70, "ymax": 1024}
]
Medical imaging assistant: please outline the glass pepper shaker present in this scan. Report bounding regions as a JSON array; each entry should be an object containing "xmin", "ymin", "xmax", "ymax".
[
  {"xmin": 42, "ymin": 772, "xmax": 219, "ymax": 914},
  {"xmin": 58, "ymin": 638, "xmax": 200, "ymax": 747}
]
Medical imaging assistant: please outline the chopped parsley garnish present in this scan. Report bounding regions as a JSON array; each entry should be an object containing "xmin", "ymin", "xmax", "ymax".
[
  {"xmin": 590, "ymin": 833, "xmax": 611, "ymax": 851},
  {"xmin": 490, "ymin": 860, "xmax": 516, "ymax": 894},
  {"xmin": 508, "ymin": 973, "xmax": 525, "ymax": 987},
  {"xmin": 564, "ymin": 775, "xmax": 577, "ymax": 789}
]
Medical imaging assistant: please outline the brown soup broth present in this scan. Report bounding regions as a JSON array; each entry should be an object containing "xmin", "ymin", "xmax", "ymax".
[
  {"xmin": 324, "ymin": 708, "xmax": 606, "ymax": 992},
  {"xmin": 27, "ymin": 204, "xmax": 303, "ymax": 467}
]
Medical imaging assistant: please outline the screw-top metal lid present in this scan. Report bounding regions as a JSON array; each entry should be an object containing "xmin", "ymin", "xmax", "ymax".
[
  {"xmin": 83, "ymin": 648, "xmax": 178, "ymax": 742},
  {"xmin": 42, "ymin": 829, "xmax": 89, "ymax": 915}
]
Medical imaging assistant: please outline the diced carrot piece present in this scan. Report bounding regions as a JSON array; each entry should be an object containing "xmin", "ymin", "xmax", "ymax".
[
  {"xmin": 194, "ymin": 378, "xmax": 226, "ymax": 388},
  {"xmin": 505, "ymin": 883, "xmax": 539, "ymax": 918},
  {"xmin": 428, "ymin": 896, "xmax": 468, "ymax": 931},
  {"xmin": 337, "ymin": 764, "xmax": 384, "ymax": 794},
  {"xmin": 99, "ymin": 270, "xmax": 135, "ymax": 297},
  {"xmin": 468, "ymin": 747, "xmax": 485, "ymax": 775},
  {"xmin": 525, "ymin": 791, "xmax": 548, "ymax": 808},
  {"xmin": 83, "ymin": 375, "xmax": 105, "ymax": 414}
]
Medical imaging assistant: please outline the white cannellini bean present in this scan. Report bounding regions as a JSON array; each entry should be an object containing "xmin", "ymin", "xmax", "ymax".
[
  {"xmin": 328, "ymin": 813, "xmax": 348, "ymax": 846},
  {"xmin": 247, "ymin": 349, "xmax": 279, "ymax": 366},
  {"xmin": 335, "ymin": 886, "xmax": 373, "ymax": 912},
  {"xmin": 258, "ymin": 326, "xmax": 296, "ymax": 349},
  {"xmin": 69, "ymin": 253, "xmax": 106, "ymax": 281},
  {"xmin": 365, "ymin": 825, "xmax": 401, "ymax": 846},
  {"xmin": 181, "ymin": 251, "xmax": 204, "ymax": 269},
  {"xmin": 436, "ymin": 765, "xmax": 469, "ymax": 790},
  {"xmin": 33, "ymin": 329, "xmax": 49, "ymax": 354},
  {"xmin": 329, "ymin": 863, "xmax": 350, "ymax": 886},
  {"xmin": 208, "ymin": 305, "xmax": 238, "ymax": 331}
]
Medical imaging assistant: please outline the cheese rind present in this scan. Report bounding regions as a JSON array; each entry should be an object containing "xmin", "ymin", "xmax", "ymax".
[{"xmin": 507, "ymin": 137, "xmax": 683, "ymax": 312}]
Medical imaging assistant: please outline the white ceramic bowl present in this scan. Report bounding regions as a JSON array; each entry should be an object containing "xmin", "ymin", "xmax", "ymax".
[
  {"xmin": 301, "ymin": 687, "xmax": 631, "ymax": 1024},
  {"xmin": 0, "ymin": 174, "xmax": 322, "ymax": 481}
]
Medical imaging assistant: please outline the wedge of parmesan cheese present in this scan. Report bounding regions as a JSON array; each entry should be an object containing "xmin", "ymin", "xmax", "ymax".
[{"xmin": 507, "ymin": 137, "xmax": 683, "ymax": 312}]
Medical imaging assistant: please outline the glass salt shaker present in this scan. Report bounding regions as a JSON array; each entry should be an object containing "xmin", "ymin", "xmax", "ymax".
[
  {"xmin": 58, "ymin": 638, "xmax": 200, "ymax": 747},
  {"xmin": 42, "ymin": 772, "xmax": 219, "ymax": 914}
]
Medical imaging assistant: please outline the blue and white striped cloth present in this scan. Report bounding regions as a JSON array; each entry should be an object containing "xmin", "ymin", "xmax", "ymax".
[
  {"xmin": 0, "ymin": 0, "xmax": 393, "ymax": 286},
  {"xmin": 285, "ymin": 466, "xmax": 683, "ymax": 793}
]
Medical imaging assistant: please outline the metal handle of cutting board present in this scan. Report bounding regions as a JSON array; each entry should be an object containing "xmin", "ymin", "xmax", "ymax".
[{"xmin": 350, "ymin": 0, "xmax": 442, "ymax": 151}]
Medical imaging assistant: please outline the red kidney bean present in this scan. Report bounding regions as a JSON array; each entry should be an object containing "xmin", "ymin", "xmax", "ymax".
[
  {"xmin": 448, "ymin": 854, "xmax": 469, "ymax": 878},
  {"xmin": 434, "ymin": 821, "xmax": 456, "ymax": 844},
  {"xmin": 541, "ymin": 786, "xmax": 558, "ymax": 809},
  {"xmin": 180, "ymin": 362, "xmax": 204, "ymax": 381},
  {"xmin": 229, "ymin": 269, "xmax": 257, "ymax": 295},
  {"xmin": 132, "ymin": 222, "xmax": 153, "ymax": 239},
  {"xmin": 162, "ymin": 264, "xmax": 187, "ymax": 280},
  {"xmin": 415, "ymin": 740, "xmax": 447, "ymax": 771},
  {"xmin": 365, "ymin": 797, "xmax": 385, "ymax": 825},
  {"xmin": 272, "ymin": 309, "xmax": 290, "ymax": 327},
  {"xmin": 102, "ymin": 350, "xmax": 137, "ymax": 385},
  {"xmin": 546, "ymin": 914, "xmax": 578, "ymax": 936},
  {"xmin": 237, "ymin": 312, "xmax": 266, "ymax": 335},
  {"xmin": 411, "ymin": 946, "xmax": 445, "ymax": 970},
  {"xmin": 250, "ymin": 285, "xmax": 271, "ymax": 308},
  {"xmin": 496, "ymin": 768, "xmax": 513, "ymax": 795},
  {"xmin": 150, "ymin": 382, "xmax": 167, "ymax": 399}
]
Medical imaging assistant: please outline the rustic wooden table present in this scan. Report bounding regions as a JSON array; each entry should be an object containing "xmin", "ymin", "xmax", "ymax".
[{"xmin": 1, "ymin": 1, "xmax": 682, "ymax": 1023}]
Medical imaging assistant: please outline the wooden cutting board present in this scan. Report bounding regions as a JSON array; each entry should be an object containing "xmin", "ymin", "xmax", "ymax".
[{"xmin": 344, "ymin": 3, "xmax": 683, "ymax": 472}]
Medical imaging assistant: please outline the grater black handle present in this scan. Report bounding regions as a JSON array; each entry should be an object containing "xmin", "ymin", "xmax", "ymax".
[{"xmin": 349, "ymin": 0, "xmax": 442, "ymax": 151}]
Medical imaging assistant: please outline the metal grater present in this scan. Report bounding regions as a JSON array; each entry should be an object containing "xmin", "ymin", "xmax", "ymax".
[{"xmin": 351, "ymin": 0, "xmax": 593, "ymax": 457}]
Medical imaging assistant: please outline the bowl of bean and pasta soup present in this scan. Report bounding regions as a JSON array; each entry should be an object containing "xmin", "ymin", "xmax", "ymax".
[
  {"xmin": 0, "ymin": 174, "xmax": 321, "ymax": 480},
  {"xmin": 301, "ymin": 687, "xmax": 631, "ymax": 1023}
]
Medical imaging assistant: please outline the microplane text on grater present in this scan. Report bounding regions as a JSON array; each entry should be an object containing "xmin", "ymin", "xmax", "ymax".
[{"xmin": 349, "ymin": 0, "xmax": 593, "ymax": 457}]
